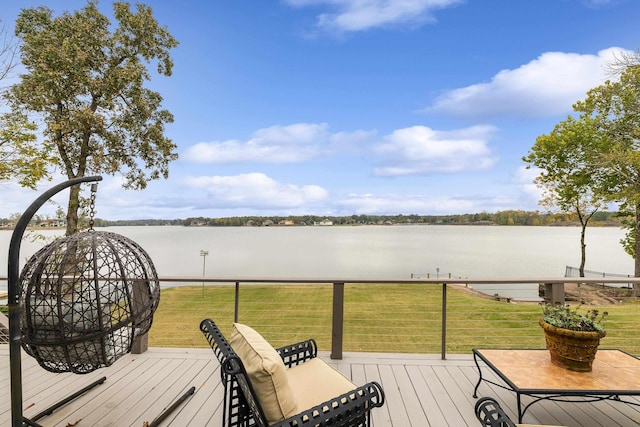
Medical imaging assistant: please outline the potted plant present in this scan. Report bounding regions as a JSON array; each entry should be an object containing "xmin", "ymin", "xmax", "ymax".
[{"xmin": 539, "ymin": 303, "xmax": 608, "ymax": 372}]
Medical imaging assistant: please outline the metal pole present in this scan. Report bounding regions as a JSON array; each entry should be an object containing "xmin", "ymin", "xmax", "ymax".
[
  {"xmin": 200, "ymin": 250, "xmax": 208, "ymax": 298},
  {"xmin": 234, "ymin": 281, "xmax": 240, "ymax": 323},
  {"xmin": 30, "ymin": 377, "xmax": 107, "ymax": 422},
  {"xmin": 148, "ymin": 386, "xmax": 196, "ymax": 427},
  {"xmin": 8, "ymin": 176, "xmax": 102, "ymax": 427},
  {"xmin": 441, "ymin": 282, "xmax": 447, "ymax": 360}
]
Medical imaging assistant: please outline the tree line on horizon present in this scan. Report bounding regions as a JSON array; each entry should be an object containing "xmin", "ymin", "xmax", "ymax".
[{"xmin": 39, "ymin": 209, "xmax": 619, "ymax": 228}]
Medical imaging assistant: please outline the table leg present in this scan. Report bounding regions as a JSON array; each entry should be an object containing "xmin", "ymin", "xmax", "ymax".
[
  {"xmin": 516, "ymin": 393, "xmax": 524, "ymax": 423},
  {"xmin": 473, "ymin": 351, "xmax": 483, "ymax": 398}
]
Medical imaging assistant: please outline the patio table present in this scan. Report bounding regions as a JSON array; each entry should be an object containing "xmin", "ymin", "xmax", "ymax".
[{"xmin": 472, "ymin": 348, "xmax": 640, "ymax": 423}]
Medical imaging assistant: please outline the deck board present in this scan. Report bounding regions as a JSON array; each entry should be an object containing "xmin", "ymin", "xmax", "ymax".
[
  {"xmin": 2, "ymin": 346, "xmax": 640, "ymax": 426},
  {"xmin": 406, "ymin": 364, "xmax": 448, "ymax": 426},
  {"xmin": 390, "ymin": 364, "xmax": 428, "ymax": 426}
]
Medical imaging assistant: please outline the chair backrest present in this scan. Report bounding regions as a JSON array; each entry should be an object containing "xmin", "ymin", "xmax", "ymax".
[{"xmin": 200, "ymin": 318, "xmax": 268, "ymax": 427}]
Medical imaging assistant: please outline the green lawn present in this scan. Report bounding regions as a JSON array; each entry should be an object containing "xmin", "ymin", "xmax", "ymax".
[{"xmin": 149, "ymin": 284, "xmax": 640, "ymax": 356}]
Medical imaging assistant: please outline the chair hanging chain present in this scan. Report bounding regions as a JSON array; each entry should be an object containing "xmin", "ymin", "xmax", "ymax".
[{"xmin": 89, "ymin": 183, "xmax": 98, "ymax": 231}]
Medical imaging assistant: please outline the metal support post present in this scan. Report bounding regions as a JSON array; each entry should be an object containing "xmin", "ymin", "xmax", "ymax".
[
  {"xmin": 331, "ymin": 282, "xmax": 345, "ymax": 360},
  {"xmin": 543, "ymin": 282, "xmax": 565, "ymax": 305},
  {"xmin": 234, "ymin": 281, "xmax": 240, "ymax": 323},
  {"xmin": 8, "ymin": 176, "xmax": 102, "ymax": 427},
  {"xmin": 441, "ymin": 283, "xmax": 447, "ymax": 360}
]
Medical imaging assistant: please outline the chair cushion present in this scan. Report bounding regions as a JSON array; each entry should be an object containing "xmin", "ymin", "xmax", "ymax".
[
  {"xmin": 287, "ymin": 357, "xmax": 357, "ymax": 411},
  {"xmin": 230, "ymin": 323, "xmax": 298, "ymax": 424}
]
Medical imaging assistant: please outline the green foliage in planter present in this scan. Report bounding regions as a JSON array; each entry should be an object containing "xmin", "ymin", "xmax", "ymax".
[{"xmin": 542, "ymin": 303, "xmax": 608, "ymax": 332}]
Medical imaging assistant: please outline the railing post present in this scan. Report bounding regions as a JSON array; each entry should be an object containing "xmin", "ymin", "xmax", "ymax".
[
  {"xmin": 331, "ymin": 282, "xmax": 344, "ymax": 360},
  {"xmin": 131, "ymin": 333, "xmax": 148, "ymax": 354},
  {"xmin": 542, "ymin": 282, "xmax": 565, "ymax": 305},
  {"xmin": 132, "ymin": 279, "xmax": 148, "ymax": 354},
  {"xmin": 441, "ymin": 282, "xmax": 447, "ymax": 360},
  {"xmin": 234, "ymin": 281, "xmax": 240, "ymax": 323}
]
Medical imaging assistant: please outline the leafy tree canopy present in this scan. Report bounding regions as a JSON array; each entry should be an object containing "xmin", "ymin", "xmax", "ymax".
[
  {"xmin": 524, "ymin": 115, "xmax": 608, "ymax": 213},
  {"xmin": 524, "ymin": 114, "xmax": 610, "ymax": 277},
  {"xmin": 4, "ymin": 1, "xmax": 179, "ymax": 234},
  {"xmin": 573, "ymin": 66, "xmax": 640, "ymax": 274},
  {"xmin": 0, "ymin": 113, "xmax": 53, "ymax": 188},
  {"xmin": 0, "ymin": 19, "xmax": 52, "ymax": 189}
]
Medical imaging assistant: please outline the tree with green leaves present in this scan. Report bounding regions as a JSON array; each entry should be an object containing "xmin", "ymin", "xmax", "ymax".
[
  {"xmin": 0, "ymin": 19, "xmax": 52, "ymax": 189},
  {"xmin": 524, "ymin": 115, "xmax": 609, "ymax": 277},
  {"xmin": 4, "ymin": 1, "xmax": 179, "ymax": 235},
  {"xmin": 0, "ymin": 113, "xmax": 53, "ymax": 189},
  {"xmin": 573, "ymin": 66, "xmax": 640, "ymax": 277}
]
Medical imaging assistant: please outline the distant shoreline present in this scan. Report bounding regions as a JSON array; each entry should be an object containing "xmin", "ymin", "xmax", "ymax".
[
  {"xmin": 1, "ymin": 209, "xmax": 624, "ymax": 229},
  {"xmin": 0, "ymin": 223, "xmax": 624, "ymax": 231}
]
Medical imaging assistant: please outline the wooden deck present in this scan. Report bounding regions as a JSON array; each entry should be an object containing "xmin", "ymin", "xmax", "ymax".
[{"xmin": 2, "ymin": 345, "xmax": 640, "ymax": 426}]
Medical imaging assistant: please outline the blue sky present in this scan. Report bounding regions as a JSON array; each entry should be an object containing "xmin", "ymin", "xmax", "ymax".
[{"xmin": 1, "ymin": 0, "xmax": 639, "ymax": 220}]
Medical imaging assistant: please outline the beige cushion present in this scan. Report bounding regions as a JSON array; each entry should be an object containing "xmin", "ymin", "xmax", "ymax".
[
  {"xmin": 230, "ymin": 323, "xmax": 298, "ymax": 423},
  {"xmin": 287, "ymin": 357, "xmax": 357, "ymax": 411}
]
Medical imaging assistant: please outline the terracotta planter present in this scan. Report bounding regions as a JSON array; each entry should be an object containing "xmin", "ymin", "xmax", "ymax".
[{"xmin": 539, "ymin": 319, "xmax": 606, "ymax": 372}]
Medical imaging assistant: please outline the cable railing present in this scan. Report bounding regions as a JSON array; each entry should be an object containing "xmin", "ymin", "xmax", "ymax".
[
  {"xmin": 565, "ymin": 265, "xmax": 636, "ymax": 291},
  {"xmin": 150, "ymin": 276, "xmax": 640, "ymax": 359},
  {"xmin": 2, "ymin": 276, "xmax": 640, "ymax": 359}
]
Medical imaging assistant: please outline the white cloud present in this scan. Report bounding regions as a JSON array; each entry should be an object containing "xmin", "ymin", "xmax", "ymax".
[
  {"xmin": 426, "ymin": 47, "xmax": 632, "ymax": 119},
  {"xmin": 336, "ymin": 192, "xmax": 515, "ymax": 215},
  {"xmin": 185, "ymin": 173, "xmax": 329, "ymax": 209},
  {"xmin": 373, "ymin": 125, "xmax": 497, "ymax": 176},
  {"xmin": 183, "ymin": 121, "xmax": 498, "ymax": 178},
  {"xmin": 182, "ymin": 123, "xmax": 374, "ymax": 164},
  {"xmin": 514, "ymin": 165, "xmax": 543, "ymax": 204},
  {"xmin": 182, "ymin": 123, "xmax": 330, "ymax": 163},
  {"xmin": 285, "ymin": 0, "xmax": 462, "ymax": 33}
]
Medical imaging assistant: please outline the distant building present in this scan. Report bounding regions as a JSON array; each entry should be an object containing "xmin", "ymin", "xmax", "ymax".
[
  {"xmin": 40, "ymin": 219, "xmax": 66, "ymax": 227},
  {"xmin": 316, "ymin": 218, "xmax": 333, "ymax": 226}
]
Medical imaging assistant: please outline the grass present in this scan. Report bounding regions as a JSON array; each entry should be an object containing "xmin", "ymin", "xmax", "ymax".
[{"xmin": 148, "ymin": 284, "xmax": 640, "ymax": 356}]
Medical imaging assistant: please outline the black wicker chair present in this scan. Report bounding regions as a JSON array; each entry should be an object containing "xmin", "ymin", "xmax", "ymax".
[{"xmin": 200, "ymin": 319, "xmax": 385, "ymax": 427}]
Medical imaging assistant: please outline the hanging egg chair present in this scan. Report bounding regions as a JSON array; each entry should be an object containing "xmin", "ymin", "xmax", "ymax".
[{"xmin": 18, "ymin": 229, "xmax": 160, "ymax": 374}]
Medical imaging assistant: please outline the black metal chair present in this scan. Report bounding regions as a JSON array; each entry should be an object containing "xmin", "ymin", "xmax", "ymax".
[
  {"xmin": 475, "ymin": 397, "xmax": 517, "ymax": 427},
  {"xmin": 200, "ymin": 318, "xmax": 385, "ymax": 427},
  {"xmin": 475, "ymin": 397, "xmax": 569, "ymax": 427}
]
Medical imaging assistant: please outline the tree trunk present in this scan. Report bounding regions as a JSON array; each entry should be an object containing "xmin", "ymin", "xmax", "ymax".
[
  {"xmin": 65, "ymin": 183, "xmax": 81, "ymax": 236},
  {"xmin": 634, "ymin": 204, "xmax": 640, "ymax": 296},
  {"xmin": 579, "ymin": 222, "xmax": 587, "ymax": 278}
]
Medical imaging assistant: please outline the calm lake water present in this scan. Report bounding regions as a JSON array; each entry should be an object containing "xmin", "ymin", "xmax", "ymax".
[{"xmin": 0, "ymin": 225, "xmax": 633, "ymax": 300}]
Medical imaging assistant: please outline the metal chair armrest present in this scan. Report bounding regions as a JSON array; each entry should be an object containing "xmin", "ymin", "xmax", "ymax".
[{"xmin": 271, "ymin": 381, "xmax": 385, "ymax": 427}]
